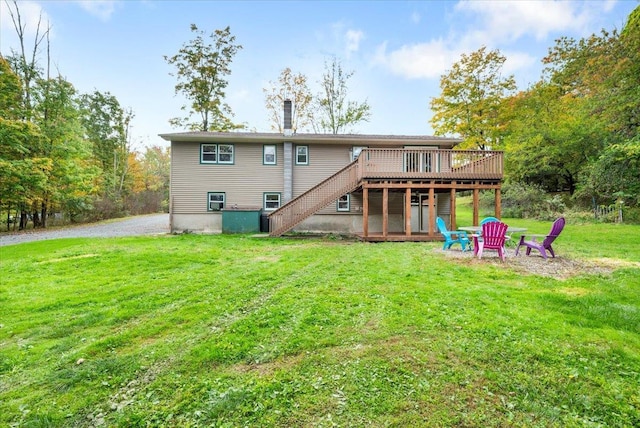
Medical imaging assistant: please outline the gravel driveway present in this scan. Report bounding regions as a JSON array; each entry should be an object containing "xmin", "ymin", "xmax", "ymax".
[{"xmin": 0, "ymin": 213, "xmax": 169, "ymax": 247}]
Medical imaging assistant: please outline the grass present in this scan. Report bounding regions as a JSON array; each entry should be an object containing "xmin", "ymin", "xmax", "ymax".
[{"xmin": 1, "ymin": 219, "xmax": 639, "ymax": 426}]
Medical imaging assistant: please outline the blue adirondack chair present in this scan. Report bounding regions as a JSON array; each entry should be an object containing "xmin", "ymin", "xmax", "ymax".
[
  {"xmin": 515, "ymin": 217, "xmax": 565, "ymax": 259},
  {"xmin": 480, "ymin": 216, "xmax": 500, "ymax": 225},
  {"xmin": 436, "ymin": 217, "xmax": 471, "ymax": 251}
]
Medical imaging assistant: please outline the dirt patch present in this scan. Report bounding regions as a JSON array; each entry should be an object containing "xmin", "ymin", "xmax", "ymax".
[
  {"xmin": 435, "ymin": 247, "xmax": 638, "ymax": 279},
  {"xmin": 39, "ymin": 254, "xmax": 99, "ymax": 264}
]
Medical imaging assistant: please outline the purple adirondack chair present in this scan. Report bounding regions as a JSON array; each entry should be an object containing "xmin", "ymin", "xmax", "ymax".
[
  {"xmin": 475, "ymin": 221, "xmax": 509, "ymax": 261},
  {"xmin": 515, "ymin": 217, "xmax": 565, "ymax": 259}
]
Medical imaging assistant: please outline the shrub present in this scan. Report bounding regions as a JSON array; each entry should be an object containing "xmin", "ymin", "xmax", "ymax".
[
  {"xmin": 482, "ymin": 182, "xmax": 568, "ymax": 220},
  {"xmin": 621, "ymin": 206, "xmax": 640, "ymax": 224}
]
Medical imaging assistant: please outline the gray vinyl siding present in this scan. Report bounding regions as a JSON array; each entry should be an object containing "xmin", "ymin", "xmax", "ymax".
[
  {"xmin": 292, "ymin": 144, "xmax": 354, "ymax": 214},
  {"xmin": 171, "ymin": 142, "xmax": 284, "ymax": 214}
]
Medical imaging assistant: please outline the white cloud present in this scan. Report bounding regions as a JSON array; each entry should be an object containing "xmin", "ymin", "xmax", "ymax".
[
  {"xmin": 77, "ymin": 0, "xmax": 119, "ymax": 21},
  {"xmin": 345, "ymin": 29, "xmax": 364, "ymax": 54},
  {"xmin": 411, "ymin": 11, "xmax": 421, "ymax": 24},
  {"xmin": 325, "ymin": 22, "xmax": 366, "ymax": 59},
  {"xmin": 373, "ymin": 39, "xmax": 460, "ymax": 80},
  {"xmin": 372, "ymin": 0, "xmax": 613, "ymax": 82},
  {"xmin": 454, "ymin": 0, "xmax": 593, "ymax": 42}
]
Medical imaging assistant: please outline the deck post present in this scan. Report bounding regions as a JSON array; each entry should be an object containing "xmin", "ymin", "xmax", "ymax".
[
  {"xmin": 382, "ymin": 187, "xmax": 389, "ymax": 237},
  {"xmin": 363, "ymin": 187, "xmax": 369, "ymax": 238},
  {"xmin": 405, "ymin": 187, "xmax": 412, "ymax": 236},
  {"xmin": 450, "ymin": 187, "xmax": 456, "ymax": 230},
  {"xmin": 473, "ymin": 188, "xmax": 479, "ymax": 225},
  {"xmin": 495, "ymin": 187, "xmax": 501, "ymax": 219},
  {"xmin": 428, "ymin": 187, "xmax": 435, "ymax": 235}
]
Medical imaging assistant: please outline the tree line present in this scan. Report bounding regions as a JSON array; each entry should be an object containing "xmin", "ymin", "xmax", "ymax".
[
  {"xmin": 1, "ymin": 1, "xmax": 170, "ymax": 231},
  {"xmin": 430, "ymin": 6, "xmax": 639, "ymax": 219}
]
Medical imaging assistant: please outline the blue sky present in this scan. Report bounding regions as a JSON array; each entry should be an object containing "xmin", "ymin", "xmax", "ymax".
[{"xmin": 1, "ymin": 1, "xmax": 636, "ymax": 149}]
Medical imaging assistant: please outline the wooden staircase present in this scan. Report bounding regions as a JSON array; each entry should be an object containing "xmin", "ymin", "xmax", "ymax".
[{"xmin": 268, "ymin": 159, "xmax": 362, "ymax": 236}]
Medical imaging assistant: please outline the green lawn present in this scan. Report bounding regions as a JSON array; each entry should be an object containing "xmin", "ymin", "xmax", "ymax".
[{"xmin": 1, "ymin": 220, "xmax": 639, "ymax": 427}]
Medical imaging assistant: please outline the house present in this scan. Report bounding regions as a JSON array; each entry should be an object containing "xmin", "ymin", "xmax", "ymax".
[{"xmin": 160, "ymin": 107, "xmax": 503, "ymax": 241}]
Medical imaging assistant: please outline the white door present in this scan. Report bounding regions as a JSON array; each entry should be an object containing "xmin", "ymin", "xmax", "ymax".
[
  {"xmin": 409, "ymin": 193, "xmax": 433, "ymax": 232},
  {"xmin": 403, "ymin": 146, "xmax": 439, "ymax": 173}
]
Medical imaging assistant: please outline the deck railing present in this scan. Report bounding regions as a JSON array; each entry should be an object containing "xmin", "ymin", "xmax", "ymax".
[
  {"xmin": 361, "ymin": 149, "xmax": 503, "ymax": 180},
  {"xmin": 268, "ymin": 149, "xmax": 503, "ymax": 236}
]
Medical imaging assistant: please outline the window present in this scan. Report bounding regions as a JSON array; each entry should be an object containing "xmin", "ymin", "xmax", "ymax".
[
  {"xmin": 201, "ymin": 144, "xmax": 217, "ymax": 163},
  {"xmin": 207, "ymin": 192, "xmax": 225, "ymax": 211},
  {"xmin": 264, "ymin": 193, "xmax": 281, "ymax": 211},
  {"xmin": 263, "ymin": 145, "xmax": 276, "ymax": 165},
  {"xmin": 337, "ymin": 194, "xmax": 350, "ymax": 212},
  {"xmin": 201, "ymin": 143, "xmax": 234, "ymax": 164},
  {"xmin": 296, "ymin": 145, "xmax": 308, "ymax": 165},
  {"xmin": 352, "ymin": 146, "xmax": 367, "ymax": 161},
  {"xmin": 218, "ymin": 144, "xmax": 234, "ymax": 164}
]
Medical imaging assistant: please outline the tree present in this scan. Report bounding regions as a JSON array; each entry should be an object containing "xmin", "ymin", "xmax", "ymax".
[
  {"xmin": 33, "ymin": 76, "xmax": 98, "ymax": 225},
  {"xmin": 2, "ymin": 0, "xmax": 49, "ymax": 121},
  {"xmin": 430, "ymin": 47, "xmax": 516, "ymax": 150},
  {"xmin": 0, "ymin": 55, "xmax": 23, "ymax": 119},
  {"xmin": 503, "ymin": 82, "xmax": 606, "ymax": 195},
  {"xmin": 2, "ymin": 1, "xmax": 144, "ymax": 226},
  {"xmin": 535, "ymin": 8, "xmax": 640, "ymax": 200},
  {"xmin": 126, "ymin": 145, "xmax": 171, "ymax": 214},
  {"xmin": 164, "ymin": 24, "xmax": 243, "ymax": 132},
  {"xmin": 138, "ymin": 146, "xmax": 170, "ymax": 196},
  {"xmin": 577, "ymin": 136, "xmax": 640, "ymax": 206},
  {"xmin": 80, "ymin": 90, "xmax": 134, "ymax": 217},
  {"xmin": 0, "ymin": 117, "xmax": 51, "ymax": 230},
  {"xmin": 542, "ymin": 6, "xmax": 638, "ymax": 142},
  {"xmin": 263, "ymin": 67, "xmax": 313, "ymax": 133},
  {"xmin": 315, "ymin": 57, "xmax": 371, "ymax": 134}
]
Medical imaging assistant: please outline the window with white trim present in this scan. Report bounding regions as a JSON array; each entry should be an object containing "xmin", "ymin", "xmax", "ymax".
[
  {"xmin": 337, "ymin": 194, "xmax": 350, "ymax": 212},
  {"xmin": 201, "ymin": 143, "xmax": 234, "ymax": 164},
  {"xmin": 296, "ymin": 145, "xmax": 309, "ymax": 165},
  {"xmin": 218, "ymin": 144, "xmax": 234, "ymax": 164},
  {"xmin": 263, "ymin": 145, "xmax": 276, "ymax": 165},
  {"xmin": 264, "ymin": 193, "xmax": 281, "ymax": 211},
  {"xmin": 207, "ymin": 192, "xmax": 225, "ymax": 211},
  {"xmin": 201, "ymin": 144, "xmax": 217, "ymax": 163},
  {"xmin": 352, "ymin": 146, "xmax": 367, "ymax": 161}
]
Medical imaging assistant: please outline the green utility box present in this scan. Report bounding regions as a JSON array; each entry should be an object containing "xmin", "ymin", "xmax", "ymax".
[{"xmin": 221, "ymin": 208, "xmax": 261, "ymax": 233}]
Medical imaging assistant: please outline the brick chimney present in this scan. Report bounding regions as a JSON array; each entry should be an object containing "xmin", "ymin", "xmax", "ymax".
[{"xmin": 283, "ymin": 99, "xmax": 292, "ymax": 136}]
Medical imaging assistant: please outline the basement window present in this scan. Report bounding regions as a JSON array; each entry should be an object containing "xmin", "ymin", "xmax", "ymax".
[
  {"xmin": 264, "ymin": 193, "xmax": 281, "ymax": 211},
  {"xmin": 337, "ymin": 194, "xmax": 350, "ymax": 212},
  {"xmin": 207, "ymin": 192, "xmax": 225, "ymax": 211}
]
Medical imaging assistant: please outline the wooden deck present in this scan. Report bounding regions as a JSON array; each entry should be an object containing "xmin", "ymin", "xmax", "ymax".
[{"xmin": 269, "ymin": 148, "xmax": 504, "ymax": 239}]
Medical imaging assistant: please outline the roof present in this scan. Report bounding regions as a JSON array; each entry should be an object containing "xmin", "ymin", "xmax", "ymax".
[{"xmin": 158, "ymin": 131, "xmax": 462, "ymax": 148}]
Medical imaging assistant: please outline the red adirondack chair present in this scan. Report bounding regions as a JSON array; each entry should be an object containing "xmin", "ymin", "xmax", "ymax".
[
  {"xmin": 474, "ymin": 221, "xmax": 509, "ymax": 261},
  {"xmin": 515, "ymin": 217, "xmax": 565, "ymax": 259}
]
